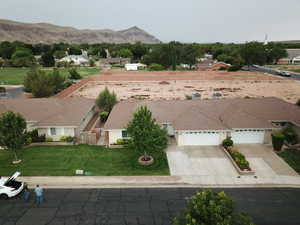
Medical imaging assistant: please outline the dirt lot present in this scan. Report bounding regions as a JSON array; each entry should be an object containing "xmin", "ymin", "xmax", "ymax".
[{"xmin": 70, "ymin": 71, "xmax": 300, "ymax": 103}]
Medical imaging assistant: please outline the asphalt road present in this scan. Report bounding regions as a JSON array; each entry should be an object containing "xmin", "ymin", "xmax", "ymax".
[
  {"xmin": 246, "ymin": 65, "xmax": 300, "ymax": 81},
  {"xmin": 0, "ymin": 188, "xmax": 300, "ymax": 225}
]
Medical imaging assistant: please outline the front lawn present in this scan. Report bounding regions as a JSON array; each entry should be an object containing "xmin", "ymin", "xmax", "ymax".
[
  {"xmin": 0, "ymin": 145, "xmax": 169, "ymax": 176},
  {"xmin": 0, "ymin": 67, "xmax": 101, "ymax": 85},
  {"xmin": 278, "ymin": 149, "xmax": 300, "ymax": 174}
]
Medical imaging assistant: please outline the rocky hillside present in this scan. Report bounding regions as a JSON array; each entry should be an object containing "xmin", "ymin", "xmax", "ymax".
[{"xmin": 0, "ymin": 19, "xmax": 161, "ymax": 44}]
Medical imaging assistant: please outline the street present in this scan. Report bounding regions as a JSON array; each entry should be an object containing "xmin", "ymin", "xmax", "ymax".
[{"xmin": 0, "ymin": 188, "xmax": 300, "ymax": 225}]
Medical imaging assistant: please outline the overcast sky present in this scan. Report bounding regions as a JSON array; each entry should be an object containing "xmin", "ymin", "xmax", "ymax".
[{"xmin": 1, "ymin": 0, "xmax": 300, "ymax": 43}]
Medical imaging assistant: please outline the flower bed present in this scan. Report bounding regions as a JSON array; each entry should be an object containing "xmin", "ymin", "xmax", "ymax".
[
  {"xmin": 222, "ymin": 146, "xmax": 254, "ymax": 175},
  {"xmin": 221, "ymin": 138, "xmax": 254, "ymax": 175}
]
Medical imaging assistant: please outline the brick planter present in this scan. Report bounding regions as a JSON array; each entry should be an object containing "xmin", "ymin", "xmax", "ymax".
[{"xmin": 221, "ymin": 146, "xmax": 255, "ymax": 175}]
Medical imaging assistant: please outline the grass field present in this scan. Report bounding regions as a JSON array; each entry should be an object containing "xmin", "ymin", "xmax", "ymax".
[
  {"xmin": 0, "ymin": 145, "xmax": 170, "ymax": 176},
  {"xmin": 0, "ymin": 67, "xmax": 101, "ymax": 85},
  {"xmin": 278, "ymin": 149, "xmax": 300, "ymax": 174}
]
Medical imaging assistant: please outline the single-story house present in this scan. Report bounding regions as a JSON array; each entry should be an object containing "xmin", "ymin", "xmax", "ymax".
[
  {"xmin": 104, "ymin": 97, "xmax": 300, "ymax": 146},
  {"xmin": 58, "ymin": 55, "xmax": 89, "ymax": 66},
  {"xmin": 0, "ymin": 97, "xmax": 96, "ymax": 141}
]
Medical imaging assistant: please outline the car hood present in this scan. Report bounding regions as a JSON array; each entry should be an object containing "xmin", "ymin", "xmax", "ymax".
[{"xmin": 1, "ymin": 172, "xmax": 21, "ymax": 186}]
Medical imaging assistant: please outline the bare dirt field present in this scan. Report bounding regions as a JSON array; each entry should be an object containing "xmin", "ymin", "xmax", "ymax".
[{"xmin": 68, "ymin": 71, "xmax": 300, "ymax": 103}]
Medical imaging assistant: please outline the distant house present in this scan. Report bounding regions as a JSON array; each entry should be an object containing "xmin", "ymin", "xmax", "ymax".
[
  {"xmin": 0, "ymin": 98, "xmax": 97, "ymax": 141},
  {"xmin": 104, "ymin": 97, "xmax": 300, "ymax": 146},
  {"xmin": 58, "ymin": 55, "xmax": 89, "ymax": 66},
  {"xmin": 125, "ymin": 63, "xmax": 146, "ymax": 71},
  {"xmin": 277, "ymin": 49, "xmax": 300, "ymax": 64}
]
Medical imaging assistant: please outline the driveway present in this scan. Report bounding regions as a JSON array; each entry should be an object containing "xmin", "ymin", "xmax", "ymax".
[
  {"xmin": 166, "ymin": 143, "xmax": 239, "ymax": 177},
  {"xmin": 237, "ymin": 144, "xmax": 299, "ymax": 177}
]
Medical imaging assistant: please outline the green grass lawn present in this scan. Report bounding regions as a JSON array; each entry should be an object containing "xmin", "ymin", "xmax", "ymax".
[
  {"xmin": 278, "ymin": 149, "xmax": 300, "ymax": 174},
  {"xmin": 0, "ymin": 145, "xmax": 170, "ymax": 176},
  {"xmin": 288, "ymin": 69, "xmax": 300, "ymax": 73},
  {"xmin": 0, "ymin": 67, "xmax": 101, "ymax": 85}
]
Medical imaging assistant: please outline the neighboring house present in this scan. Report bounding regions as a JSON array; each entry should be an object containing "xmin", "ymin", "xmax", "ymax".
[
  {"xmin": 99, "ymin": 58, "xmax": 130, "ymax": 66},
  {"xmin": 58, "ymin": 55, "xmax": 89, "ymax": 66},
  {"xmin": 277, "ymin": 49, "xmax": 300, "ymax": 64},
  {"xmin": 125, "ymin": 63, "xmax": 146, "ymax": 71},
  {"xmin": 104, "ymin": 97, "xmax": 300, "ymax": 146},
  {"xmin": 0, "ymin": 98, "xmax": 97, "ymax": 141}
]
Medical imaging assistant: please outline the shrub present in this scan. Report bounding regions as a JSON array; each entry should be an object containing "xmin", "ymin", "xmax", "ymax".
[
  {"xmin": 173, "ymin": 189, "xmax": 254, "ymax": 225},
  {"xmin": 149, "ymin": 63, "xmax": 164, "ymax": 71},
  {"xmin": 231, "ymin": 151, "xmax": 250, "ymax": 170},
  {"xmin": 219, "ymin": 66, "xmax": 227, "ymax": 70},
  {"xmin": 227, "ymin": 65, "xmax": 241, "ymax": 72},
  {"xmin": 0, "ymin": 87, "xmax": 6, "ymax": 93},
  {"xmin": 59, "ymin": 136, "xmax": 74, "ymax": 142},
  {"xmin": 271, "ymin": 133, "xmax": 285, "ymax": 151},
  {"xmin": 113, "ymin": 138, "xmax": 129, "ymax": 146},
  {"xmin": 64, "ymin": 80, "xmax": 74, "ymax": 89},
  {"xmin": 46, "ymin": 137, "xmax": 53, "ymax": 142},
  {"xmin": 185, "ymin": 94, "xmax": 192, "ymax": 100},
  {"xmin": 100, "ymin": 111, "xmax": 109, "ymax": 122},
  {"xmin": 282, "ymin": 127, "xmax": 298, "ymax": 144},
  {"xmin": 222, "ymin": 137, "xmax": 234, "ymax": 148},
  {"xmin": 68, "ymin": 68, "xmax": 82, "ymax": 79},
  {"xmin": 27, "ymin": 129, "xmax": 46, "ymax": 142}
]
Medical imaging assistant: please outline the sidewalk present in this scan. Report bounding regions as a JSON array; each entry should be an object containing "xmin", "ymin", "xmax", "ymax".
[{"xmin": 19, "ymin": 175, "xmax": 300, "ymax": 189}]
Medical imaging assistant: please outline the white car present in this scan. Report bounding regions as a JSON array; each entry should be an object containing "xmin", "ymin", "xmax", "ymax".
[{"xmin": 0, "ymin": 172, "xmax": 24, "ymax": 199}]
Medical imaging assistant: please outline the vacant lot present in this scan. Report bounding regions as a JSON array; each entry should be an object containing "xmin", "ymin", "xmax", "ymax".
[
  {"xmin": 0, "ymin": 145, "xmax": 169, "ymax": 176},
  {"xmin": 0, "ymin": 67, "xmax": 101, "ymax": 85},
  {"xmin": 72, "ymin": 79, "xmax": 300, "ymax": 103}
]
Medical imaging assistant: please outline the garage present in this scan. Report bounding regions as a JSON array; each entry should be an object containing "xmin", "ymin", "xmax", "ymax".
[
  {"xmin": 231, "ymin": 129, "xmax": 265, "ymax": 144},
  {"xmin": 180, "ymin": 131, "xmax": 221, "ymax": 146}
]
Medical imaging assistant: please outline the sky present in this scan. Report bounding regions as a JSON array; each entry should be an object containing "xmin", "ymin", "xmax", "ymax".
[{"xmin": 1, "ymin": 0, "xmax": 300, "ymax": 43}]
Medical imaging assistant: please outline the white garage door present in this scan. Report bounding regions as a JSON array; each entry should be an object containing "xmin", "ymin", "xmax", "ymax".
[
  {"xmin": 182, "ymin": 131, "xmax": 220, "ymax": 146},
  {"xmin": 231, "ymin": 130, "xmax": 265, "ymax": 144}
]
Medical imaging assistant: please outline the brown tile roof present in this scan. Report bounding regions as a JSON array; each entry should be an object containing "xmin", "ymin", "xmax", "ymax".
[
  {"xmin": 0, "ymin": 97, "xmax": 95, "ymax": 127},
  {"xmin": 104, "ymin": 97, "xmax": 300, "ymax": 131}
]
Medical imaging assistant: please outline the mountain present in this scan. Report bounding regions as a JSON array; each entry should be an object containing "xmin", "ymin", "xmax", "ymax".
[{"xmin": 0, "ymin": 19, "xmax": 161, "ymax": 44}]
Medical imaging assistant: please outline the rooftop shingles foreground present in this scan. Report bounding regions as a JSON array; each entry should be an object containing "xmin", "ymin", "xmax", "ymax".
[
  {"xmin": 104, "ymin": 97, "xmax": 300, "ymax": 130},
  {"xmin": 0, "ymin": 97, "xmax": 95, "ymax": 126}
]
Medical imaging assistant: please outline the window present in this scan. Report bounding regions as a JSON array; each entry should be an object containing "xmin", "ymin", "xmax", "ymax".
[
  {"xmin": 122, "ymin": 130, "xmax": 128, "ymax": 138},
  {"xmin": 50, "ymin": 128, "xmax": 56, "ymax": 135}
]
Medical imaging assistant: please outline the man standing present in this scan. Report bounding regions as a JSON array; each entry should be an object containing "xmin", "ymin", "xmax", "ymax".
[{"xmin": 34, "ymin": 184, "xmax": 44, "ymax": 205}]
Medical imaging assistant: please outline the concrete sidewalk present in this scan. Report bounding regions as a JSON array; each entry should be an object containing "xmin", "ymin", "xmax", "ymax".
[{"xmin": 19, "ymin": 175, "xmax": 300, "ymax": 188}]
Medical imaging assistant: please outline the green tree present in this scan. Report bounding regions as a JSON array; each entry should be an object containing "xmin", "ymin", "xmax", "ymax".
[
  {"xmin": 96, "ymin": 87, "xmax": 117, "ymax": 112},
  {"xmin": 173, "ymin": 190, "xmax": 254, "ymax": 225},
  {"xmin": 68, "ymin": 46, "xmax": 82, "ymax": 55},
  {"xmin": 41, "ymin": 51, "xmax": 55, "ymax": 67},
  {"xmin": 240, "ymin": 42, "xmax": 267, "ymax": 66},
  {"xmin": 24, "ymin": 69, "xmax": 65, "ymax": 97},
  {"xmin": 11, "ymin": 47, "xmax": 36, "ymax": 67},
  {"xmin": 131, "ymin": 42, "xmax": 148, "ymax": 60},
  {"xmin": 182, "ymin": 44, "xmax": 203, "ymax": 69},
  {"xmin": 118, "ymin": 48, "xmax": 133, "ymax": 58},
  {"xmin": 126, "ymin": 106, "xmax": 168, "ymax": 161},
  {"xmin": 265, "ymin": 43, "xmax": 287, "ymax": 64},
  {"xmin": 0, "ymin": 41, "xmax": 15, "ymax": 59},
  {"xmin": 0, "ymin": 111, "xmax": 27, "ymax": 162},
  {"xmin": 54, "ymin": 50, "xmax": 66, "ymax": 59}
]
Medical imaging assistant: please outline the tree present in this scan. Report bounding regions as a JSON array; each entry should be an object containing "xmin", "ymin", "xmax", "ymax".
[
  {"xmin": 126, "ymin": 106, "xmax": 168, "ymax": 161},
  {"xmin": 265, "ymin": 43, "xmax": 287, "ymax": 64},
  {"xmin": 0, "ymin": 41, "xmax": 15, "ymax": 59},
  {"xmin": 131, "ymin": 42, "xmax": 148, "ymax": 60},
  {"xmin": 54, "ymin": 50, "xmax": 67, "ymax": 59},
  {"xmin": 0, "ymin": 111, "xmax": 27, "ymax": 162},
  {"xmin": 173, "ymin": 190, "xmax": 254, "ymax": 225},
  {"xmin": 182, "ymin": 44, "xmax": 203, "ymax": 68},
  {"xmin": 96, "ymin": 87, "xmax": 117, "ymax": 112},
  {"xmin": 240, "ymin": 42, "xmax": 267, "ymax": 66},
  {"xmin": 68, "ymin": 46, "xmax": 81, "ymax": 55},
  {"xmin": 24, "ymin": 69, "xmax": 65, "ymax": 97},
  {"xmin": 11, "ymin": 47, "xmax": 36, "ymax": 67},
  {"xmin": 118, "ymin": 48, "xmax": 133, "ymax": 58},
  {"xmin": 41, "ymin": 51, "xmax": 55, "ymax": 67}
]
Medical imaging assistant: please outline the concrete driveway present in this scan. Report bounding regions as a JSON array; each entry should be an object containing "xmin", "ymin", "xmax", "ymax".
[
  {"xmin": 237, "ymin": 144, "xmax": 299, "ymax": 177},
  {"xmin": 166, "ymin": 143, "xmax": 239, "ymax": 177}
]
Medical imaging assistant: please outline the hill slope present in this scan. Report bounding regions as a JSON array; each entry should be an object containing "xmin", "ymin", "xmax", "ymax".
[{"xmin": 0, "ymin": 19, "xmax": 161, "ymax": 44}]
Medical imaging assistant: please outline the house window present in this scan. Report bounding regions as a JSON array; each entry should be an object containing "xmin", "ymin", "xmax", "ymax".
[
  {"xmin": 122, "ymin": 130, "xmax": 128, "ymax": 138},
  {"xmin": 50, "ymin": 128, "xmax": 56, "ymax": 135}
]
